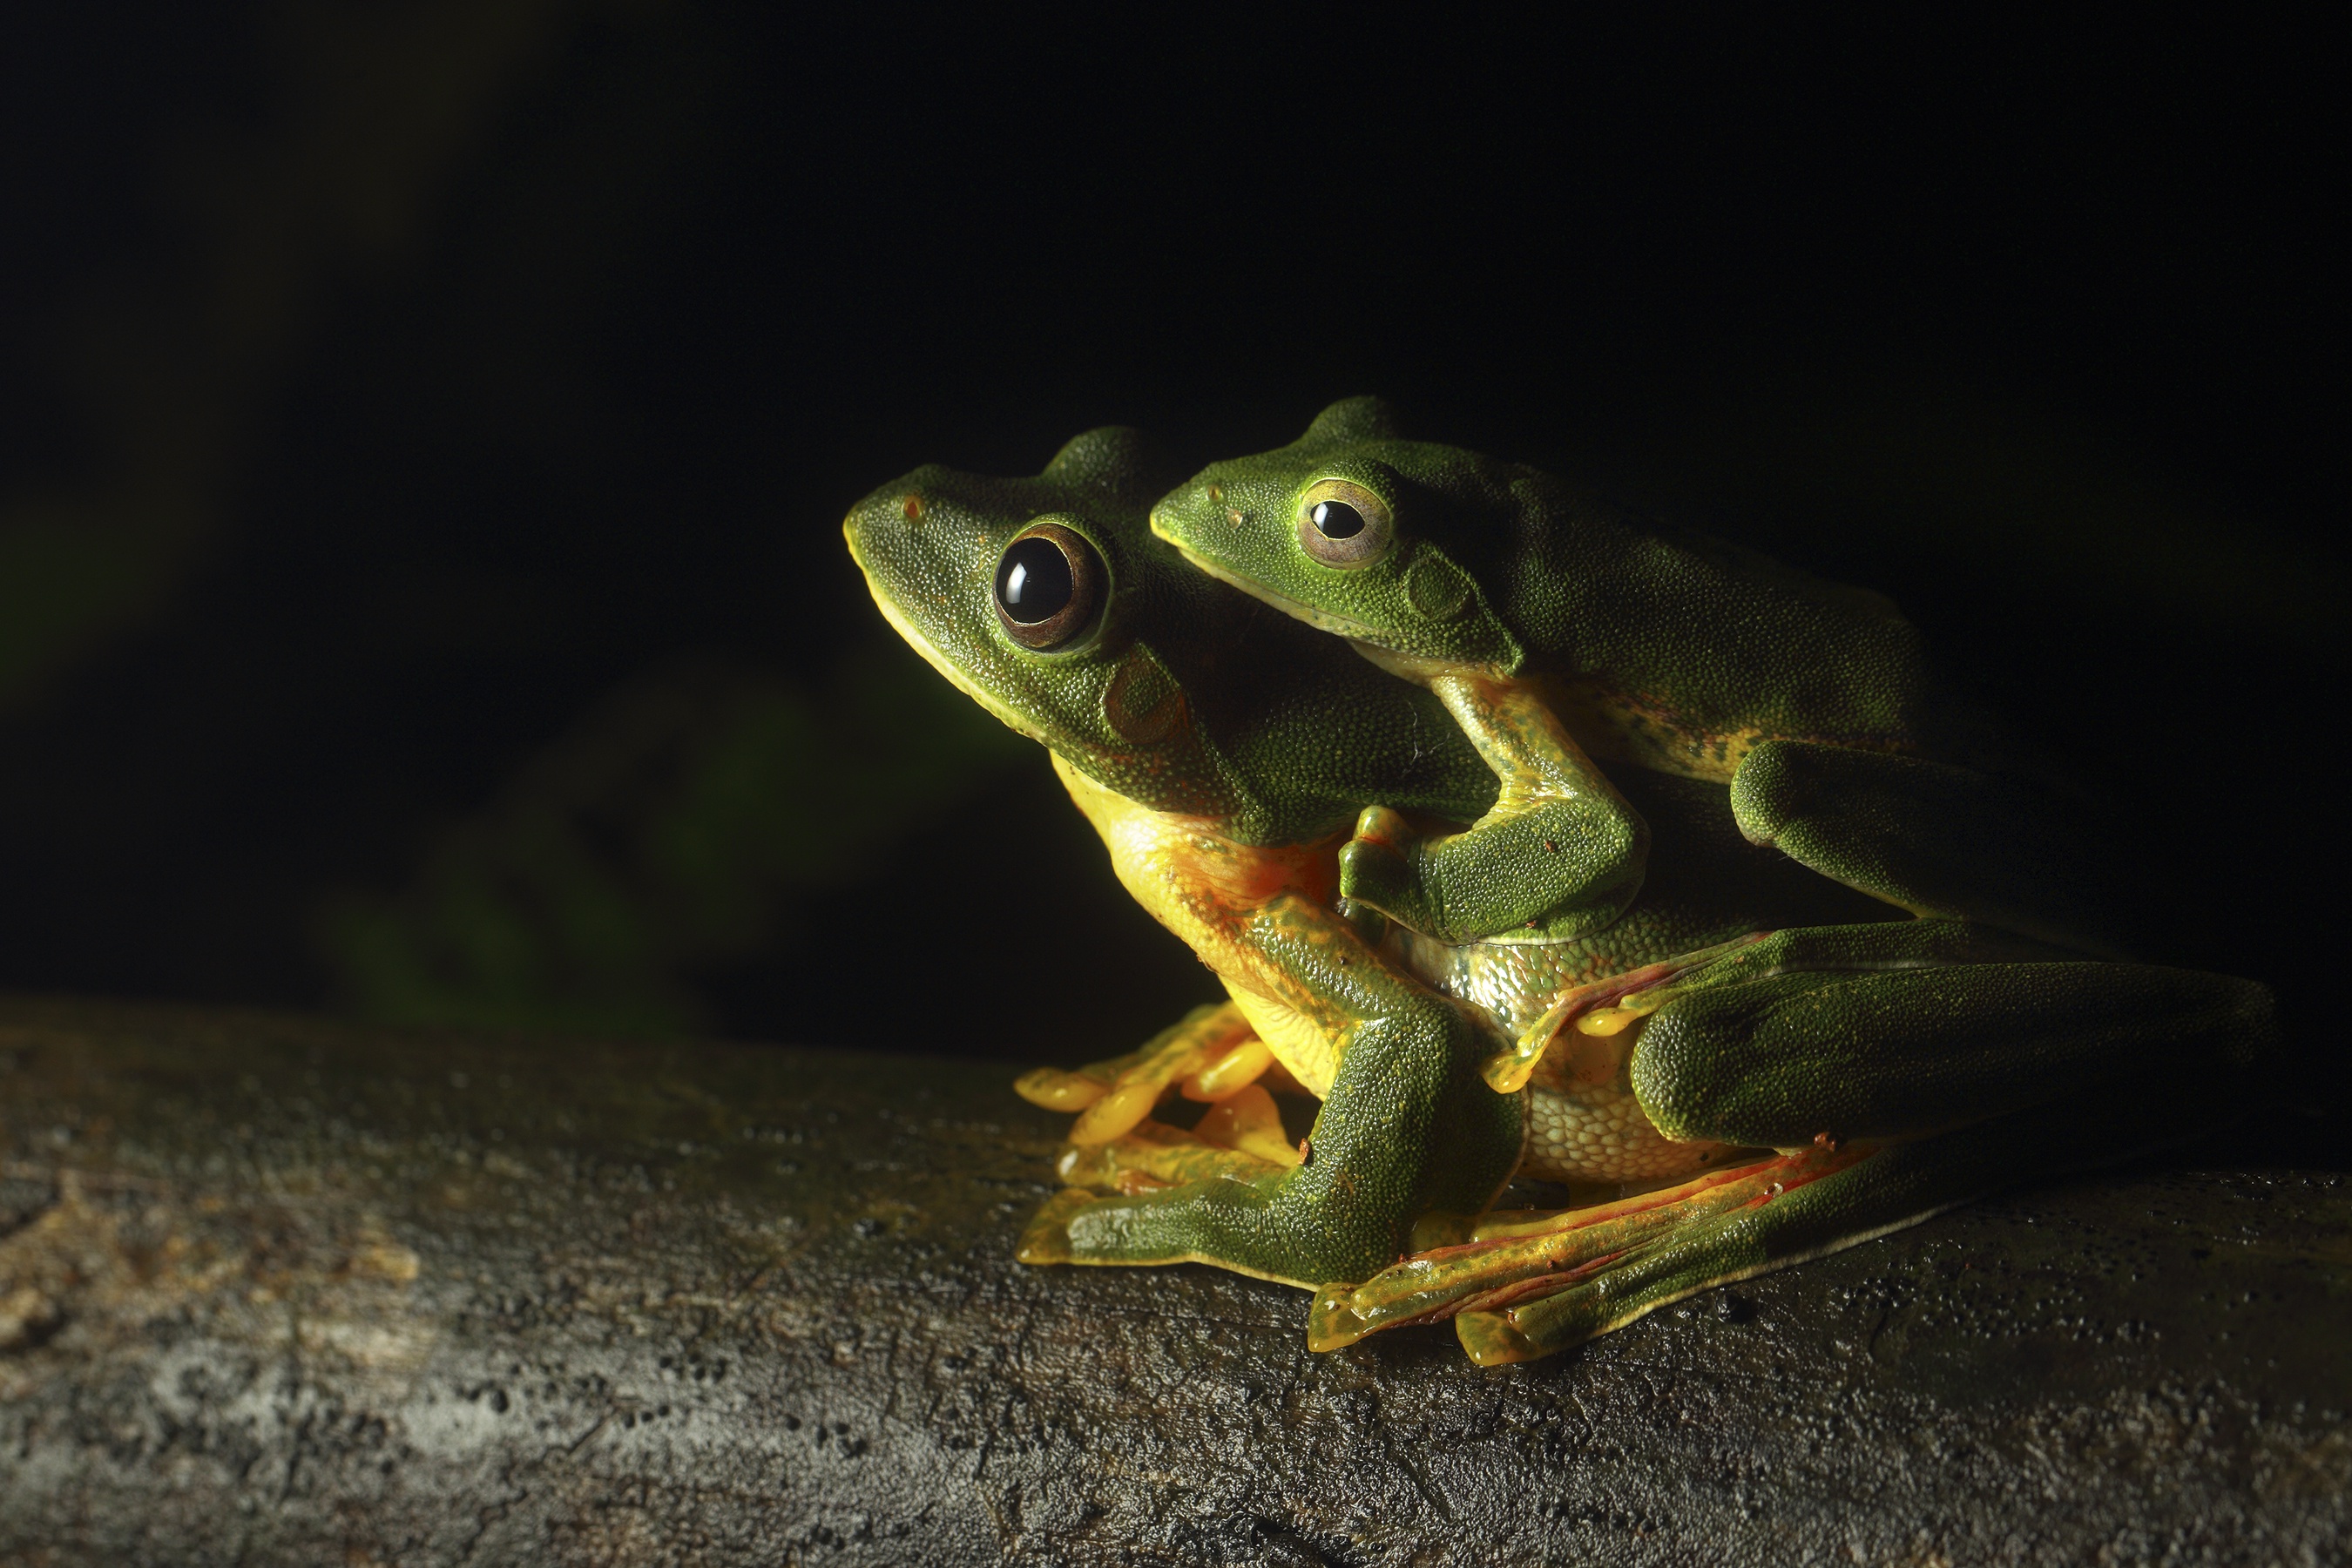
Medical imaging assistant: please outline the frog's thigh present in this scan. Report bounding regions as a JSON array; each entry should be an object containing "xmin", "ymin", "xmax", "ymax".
[
  {"xmin": 1729, "ymin": 739, "xmax": 2124, "ymax": 956},
  {"xmin": 1631, "ymin": 951, "xmax": 2275, "ymax": 1151},
  {"xmin": 1460, "ymin": 1085, "xmax": 2220, "ymax": 1364}
]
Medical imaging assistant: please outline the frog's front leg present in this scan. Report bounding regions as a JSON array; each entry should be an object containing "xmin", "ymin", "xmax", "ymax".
[
  {"xmin": 1341, "ymin": 670, "xmax": 1648, "ymax": 943},
  {"xmin": 1049, "ymin": 893, "xmax": 1525, "ymax": 1287},
  {"xmin": 1730, "ymin": 739, "xmax": 2128, "ymax": 956},
  {"xmin": 1314, "ymin": 921, "xmax": 2274, "ymax": 1357}
]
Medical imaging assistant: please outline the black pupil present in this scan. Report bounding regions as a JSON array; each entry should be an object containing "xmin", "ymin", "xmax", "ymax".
[
  {"xmin": 1311, "ymin": 500, "xmax": 1367, "ymax": 539},
  {"xmin": 997, "ymin": 536, "xmax": 1074, "ymax": 623}
]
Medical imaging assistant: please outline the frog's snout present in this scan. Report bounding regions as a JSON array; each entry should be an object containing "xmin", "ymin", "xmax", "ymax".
[{"xmin": 841, "ymin": 487, "xmax": 924, "ymax": 572}]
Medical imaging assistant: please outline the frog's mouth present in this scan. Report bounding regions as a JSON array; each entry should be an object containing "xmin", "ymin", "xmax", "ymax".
[{"xmin": 1152, "ymin": 529, "xmax": 1382, "ymax": 645}]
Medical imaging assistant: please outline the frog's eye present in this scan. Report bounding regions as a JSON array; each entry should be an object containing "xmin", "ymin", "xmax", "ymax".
[
  {"xmin": 1296, "ymin": 478, "xmax": 1394, "ymax": 569},
  {"xmin": 994, "ymin": 522, "xmax": 1105, "ymax": 651}
]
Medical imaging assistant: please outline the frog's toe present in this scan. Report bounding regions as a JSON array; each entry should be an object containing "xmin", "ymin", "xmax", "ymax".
[
  {"xmin": 1071, "ymin": 1002, "xmax": 1259, "ymax": 1146},
  {"xmin": 1453, "ymin": 1308, "xmax": 1545, "ymax": 1366},
  {"xmin": 1337, "ymin": 811, "xmax": 1433, "ymax": 926},
  {"xmin": 1013, "ymin": 1001, "xmax": 1259, "ymax": 1146},
  {"xmin": 1182, "ymin": 1037, "xmax": 1278, "ymax": 1103},
  {"xmin": 1016, "ymin": 1188, "xmax": 1096, "ymax": 1265},
  {"xmin": 1055, "ymin": 1117, "xmax": 1286, "ymax": 1195},
  {"xmin": 1013, "ymin": 1065, "xmax": 1110, "ymax": 1112},
  {"xmin": 1190, "ymin": 1084, "xmax": 1304, "ymax": 1167}
]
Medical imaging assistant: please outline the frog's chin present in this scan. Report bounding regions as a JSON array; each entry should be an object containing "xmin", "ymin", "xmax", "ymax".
[
  {"xmin": 860, "ymin": 582, "xmax": 1050, "ymax": 747},
  {"xmin": 1157, "ymin": 537, "xmax": 1382, "ymax": 644}
]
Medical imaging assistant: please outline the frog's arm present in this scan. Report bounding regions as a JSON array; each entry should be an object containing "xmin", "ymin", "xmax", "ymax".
[
  {"xmin": 1048, "ymin": 888, "xmax": 1524, "ymax": 1286},
  {"xmin": 1730, "ymin": 740, "xmax": 2130, "ymax": 957},
  {"xmin": 1340, "ymin": 670, "xmax": 1649, "ymax": 943},
  {"xmin": 1309, "ymin": 919, "xmax": 2274, "ymax": 1358},
  {"xmin": 1024, "ymin": 754, "xmax": 1523, "ymax": 1287}
]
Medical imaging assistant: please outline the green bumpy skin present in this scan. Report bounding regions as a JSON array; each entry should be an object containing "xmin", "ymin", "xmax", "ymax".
[
  {"xmin": 1150, "ymin": 397, "xmax": 2126, "ymax": 957},
  {"xmin": 846, "ymin": 426, "xmax": 1500, "ymax": 848}
]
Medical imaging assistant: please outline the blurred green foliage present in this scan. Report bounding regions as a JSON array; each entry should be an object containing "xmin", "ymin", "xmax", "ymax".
[
  {"xmin": 0, "ymin": 0, "xmax": 595, "ymax": 710},
  {"xmin": 0, "ymin": 3, "xmax": 2333, "ymax": 1080},
  {"xmin": 319, "ymin": 644, "xmax": 1031, "ymax": 1036}
]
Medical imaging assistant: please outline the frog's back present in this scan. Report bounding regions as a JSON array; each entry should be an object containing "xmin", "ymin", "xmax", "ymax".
[{"xmin": 1473, "ymin": 463, "xmax": 1985, "ymax": 781}]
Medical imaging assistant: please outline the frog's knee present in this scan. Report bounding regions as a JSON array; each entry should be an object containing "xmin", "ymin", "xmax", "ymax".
[
  {"xmin": 1727, "ymin": 739, "xmax": 1817, "ymax": 847},
  {"xmin": 1350, "ymin": 804, "xmax": 1416, "ymax": 852}
]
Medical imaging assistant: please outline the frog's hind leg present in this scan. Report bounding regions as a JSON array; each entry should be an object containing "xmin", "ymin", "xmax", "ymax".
[
  {"xmin": 1308, "ymin": 1146, "xmax": 1863, "ymax": 1350},
  {"xmin": 1730, "ymin": 739, "xmax": 2129, "ymax": 957},
  {"xmin": 1454, "ymin": 1086, "xmax": 2224, "ymax": 1364},
  {"xmin": 1625, "ymin": 923, "xmax": 2274, "ymax": 1154},
  {"xmin": 1319, "ymin": 925, "xmax": 2274, "ymax": 1360},
  {"xmin": 1050, "ymin": 972, "xmax": 1524, "ymax": 1288}
]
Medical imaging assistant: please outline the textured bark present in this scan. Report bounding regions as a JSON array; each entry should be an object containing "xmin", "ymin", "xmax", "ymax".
[{"xmin": 0, "ymin": 997, "xmax": 2345, "ymax": 1566}]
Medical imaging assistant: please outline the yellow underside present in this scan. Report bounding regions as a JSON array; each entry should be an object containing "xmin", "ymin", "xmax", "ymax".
[{"xmin": 1222, "ymin": 983, "xmax": 1338, "ymax": 1099}]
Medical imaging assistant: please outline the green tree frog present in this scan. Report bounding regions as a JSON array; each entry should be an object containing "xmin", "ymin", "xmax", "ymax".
[{"xmin": 1149, "ymin": 397, "xmax": 2128, "ymax": 958}]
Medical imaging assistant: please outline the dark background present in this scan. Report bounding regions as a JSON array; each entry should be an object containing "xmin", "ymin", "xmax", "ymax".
[{"xmin": 0, "ymin": 9, "xmax": 2338, "ymax": 1143}]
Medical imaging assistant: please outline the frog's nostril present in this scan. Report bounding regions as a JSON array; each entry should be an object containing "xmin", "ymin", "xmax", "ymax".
[{"xmin": 901, "ymin": 493, "xmax": 924, "ymax": 524}]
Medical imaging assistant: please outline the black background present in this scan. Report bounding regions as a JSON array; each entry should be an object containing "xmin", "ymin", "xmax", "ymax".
[{"xmin": 0, "ymin": 9, "xmax": 2338, "ymax": 1148}]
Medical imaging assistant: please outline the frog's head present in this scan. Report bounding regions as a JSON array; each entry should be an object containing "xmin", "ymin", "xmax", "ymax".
[
  {"xmin": 1149, "ymin": 397, "xmax": 1527, "ymax": 676},
  {"xmin": 843, "ymin": 427, "xmax": 1256, "ymax": 819}
]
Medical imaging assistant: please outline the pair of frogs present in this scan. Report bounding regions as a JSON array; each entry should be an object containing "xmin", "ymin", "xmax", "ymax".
[{"xmin": 844, "ymin": 398, "xmax": 2274, "ymax": 1366}]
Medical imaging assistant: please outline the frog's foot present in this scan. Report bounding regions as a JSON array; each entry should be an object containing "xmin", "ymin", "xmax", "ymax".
[
  {"xmin": 1016, "ymin": 1089, "xmax": 1302, "ymax": 1266},
  {"xmin": 1041, "ymin": 1085, "xmax": 1517, "ymax": 1288},
  {"xmin": 1308, "ymin": 1145, "xmax": 1865, "ymax": 1350},
  {"xmin": 1335, "ymin": 805, "xmax": 1435, "ymax": 930},
  {"xmin": 1050, "ymin": 1168, "xmax": 1337, "ymax": 1287},
  {"xmin": 1484, "ymin": 932, "xmax": 1770, "ymax": 1094},
  {"xmin": 1012, "ymin": 1000, "xmax": 1272, "ymax": 1144}
]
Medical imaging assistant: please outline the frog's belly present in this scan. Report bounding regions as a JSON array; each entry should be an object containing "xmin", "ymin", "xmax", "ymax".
[
  {"xmin": 1391, "ymin": 927, "xmax": 1733, "ymax": 1188},
  {"xmin": 1520, "ymin": 1073, "xmax": 1724, "ymax": 1186}
]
